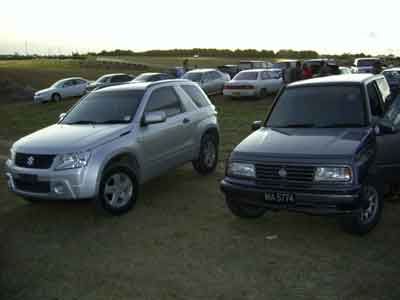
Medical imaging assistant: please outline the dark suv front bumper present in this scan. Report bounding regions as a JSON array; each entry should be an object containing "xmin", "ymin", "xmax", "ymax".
[{"xmin": 220, "ymin": 178, "xmax": 363, "ymax": 216}]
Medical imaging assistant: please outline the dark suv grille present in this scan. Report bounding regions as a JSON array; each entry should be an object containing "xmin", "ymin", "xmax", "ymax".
[
  {"xmin": 255, "ymin": 164, "xmax": 315, "ymax": 188},
  {"xmin": 15, "ymin": 153, "xmax": 55, "ymax": 169}
]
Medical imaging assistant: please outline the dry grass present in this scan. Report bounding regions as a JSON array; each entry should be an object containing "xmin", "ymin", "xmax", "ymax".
[{"xmin": 1, "ymin": 60, "xmax": 400, "ymax": 300}]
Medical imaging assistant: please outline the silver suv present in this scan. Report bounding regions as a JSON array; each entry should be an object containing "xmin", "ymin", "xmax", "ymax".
[{"xmin": 5, "ymin": 79, "xmax": 219, "ymax": 215}]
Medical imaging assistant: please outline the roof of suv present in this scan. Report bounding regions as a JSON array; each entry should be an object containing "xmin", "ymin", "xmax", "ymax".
[
  {"xmin": 288, "ymin": 74, "xmax": 380, "ymax": 87},
  {"xmin": 186, "ymin": 68, "xmax": 218, "ymax": 73},
  {"xmin": 93, "ymin": 79, "xmax": 192, "ymax": 93}
]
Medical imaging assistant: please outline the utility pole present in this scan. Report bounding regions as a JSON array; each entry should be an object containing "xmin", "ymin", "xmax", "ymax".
[{"xmin": 25, "ymin": 40, "xmax": 28, "ymax": 56}]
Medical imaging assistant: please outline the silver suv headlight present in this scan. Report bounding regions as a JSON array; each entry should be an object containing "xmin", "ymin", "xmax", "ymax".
[
  {"xmin": 7, "ymin": 148, "xmax": 15, "ymax": 164},
  {"xmin": 227, "ymin": 162, "xmax": 256, "ymax": 178},
  {"xmin": 314, "ymin": 167, "xmax": 352, "ymax": 183},
  {"xmin": 54, "ymin": 151, "xmax": 91, "ymax": 171}
]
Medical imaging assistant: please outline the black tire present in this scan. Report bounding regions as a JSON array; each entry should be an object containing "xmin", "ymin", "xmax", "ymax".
[
  {"xmin": 22, "ymin": 197, "xmax": 41, "ymax": 204},
  {"xmin": 340, "ymin": 178, "xmax": 383, "ymax": 235},
  {"xmin": 51, "ymin": 93, "xmax": 61, "ymax": 102},
  {"xmin": 94, "ymin": 164, "xmax": 138, "ymax": 216},
  {"xmin": 192, "ymin": 133, "xmax": 219, "ymax": 175},
  {"xmin": 226, "ymin": 196, "xmax": 268, "ymax": 218},
  {"xmin": 258, "ymin": 88, "xmax": 268, "ymax": 99}
]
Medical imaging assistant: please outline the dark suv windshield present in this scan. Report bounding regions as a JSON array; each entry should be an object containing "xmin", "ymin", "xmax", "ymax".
[
  {"xmin": 62, "ymin": 90, "xmax": 144, "ymax": 125},
  {"xmin": 267, "ymin": 86, "xmax": 365, "ymax": 128}
]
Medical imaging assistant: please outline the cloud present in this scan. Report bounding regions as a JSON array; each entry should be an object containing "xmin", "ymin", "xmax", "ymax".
[{"xmin": 368, "ymin": 32, "xmax": 379, "ymax": 39}]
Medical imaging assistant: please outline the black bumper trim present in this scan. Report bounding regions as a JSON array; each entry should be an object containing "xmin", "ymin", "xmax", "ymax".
[{"xmin": 220, "ymin": 179, "xmax": 362, "ymax": 216}]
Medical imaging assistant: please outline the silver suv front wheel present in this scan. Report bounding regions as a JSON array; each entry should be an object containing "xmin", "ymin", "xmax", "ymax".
[{"xmin": 95, "ymin": 164, "xmax": 138, "ymax": 215}]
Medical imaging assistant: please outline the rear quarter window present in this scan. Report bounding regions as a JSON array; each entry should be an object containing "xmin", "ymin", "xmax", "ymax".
[
  {"xmin": 376, "ymin": 78, "xmax": 391, "ymax": 103},
  {"xmin": 181, "ymin": 85, "xmax": 211, "ymax": 108}
]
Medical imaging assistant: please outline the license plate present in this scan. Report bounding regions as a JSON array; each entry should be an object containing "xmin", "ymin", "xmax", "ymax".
[
  {"xmin": 233, "ymin": 92, "xmax": 240, "ymax": 97},
  {"xmin": 265, "ymin": 192, "xmax": 295, "ymax": 204}
]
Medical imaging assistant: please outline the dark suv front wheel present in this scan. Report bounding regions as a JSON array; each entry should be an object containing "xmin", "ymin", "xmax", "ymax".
[
  {"xmin": 340, "ymin": 179, "xmax": 383, "ymax": 235},
  {"xmin": 226, "ymin": 196, "xmax": 268, "ymax": 218}
]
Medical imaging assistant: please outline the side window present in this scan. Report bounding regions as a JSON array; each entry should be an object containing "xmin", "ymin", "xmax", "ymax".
[
  {"xmin": 203, "ymin": 72, "xmax": 212, "ymax": 82},
  {"xmin": 367, "ymin": 82, "xmax": 384, "ymax": 117},
  {"xmin": 145, "ymin": 87, "xmax": 183, "ymax": 118},
  {"xmin": 261, "ymin": 72, "xmax": 269, "ymax": 80},
  {"xmin": 111, "ymin": 75, "xmax": 130, "ymax": 83},
  {"xmin": 63, "ymin": 80, "xmax": 73, "ymax": 87},
  {"xmin": 210, "ymin": 72, "xmax": 220, "ymax": 80},
  {"xmin": 384, "ymin": 95, "xmax": 400, "ymax": 128},
  {"xmin": 181, "ymin": 84, "xmax": 210, "ymax": 108},
  {"xmin": 376, "ymin": 78, "xmax": 391, "ymax": 103}
]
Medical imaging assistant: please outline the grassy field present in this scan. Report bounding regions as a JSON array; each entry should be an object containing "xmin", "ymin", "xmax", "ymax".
[{"xmin": 1, "ymin": 60, "xmax": 400, "ymax": 300}]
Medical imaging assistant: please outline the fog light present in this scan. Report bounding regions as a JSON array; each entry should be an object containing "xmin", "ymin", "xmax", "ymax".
[{"xmin": 53, "ymin": 184, "xmax": 65, "ymax": 195}]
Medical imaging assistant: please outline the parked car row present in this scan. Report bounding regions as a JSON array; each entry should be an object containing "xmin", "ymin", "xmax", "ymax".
[
  {"xmin": 10, "ymin": 73, "xmax": 400, "ymax": 235},
  {"xmin": 36, "ymin": 56, "xmax": 387, "ymax": 104}
]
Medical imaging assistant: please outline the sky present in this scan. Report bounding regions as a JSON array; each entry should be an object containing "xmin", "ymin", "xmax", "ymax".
[{"xmin": 1, "ymin": 0, "xmax": 399, "ymax": 55}]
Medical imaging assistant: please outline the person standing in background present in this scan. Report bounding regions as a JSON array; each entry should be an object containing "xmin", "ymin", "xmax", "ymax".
[
  {"xmin": 295, "ymin": 61, "xmax": 303, "ymax": 81},
  {"xmin": 183, "ymin": 59, "xmax": 189, "ymax": 72},
  {"xmin": 303, "ymin": 63, "xmax": 312, "ymax": 79}
]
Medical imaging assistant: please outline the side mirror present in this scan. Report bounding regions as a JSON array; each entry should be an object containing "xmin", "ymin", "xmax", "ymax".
[
  {"xmin": 252, "ymin": 120, "xmax": 263, "ymax": 131},
  {"xmin": 142, "ymin": 111, "xmax": 167, "ymax": 126},
  {"xmin": 377, "ymin": 119, "xmax": 397, "ymax": 135},
  {"xmin": 59, "ymin": 113, "xmax": 66, "ymax": 121}
]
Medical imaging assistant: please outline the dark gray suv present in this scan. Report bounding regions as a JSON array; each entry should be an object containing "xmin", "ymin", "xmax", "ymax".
[{"xmin": 221, "ymin": 74, "xmax": 399, "ymax": 235}]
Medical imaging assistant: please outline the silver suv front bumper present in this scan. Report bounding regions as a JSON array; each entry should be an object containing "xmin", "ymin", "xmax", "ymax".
[{"xmin": 5, "ymin": 159, "xmax": 96, "ymax": 200}]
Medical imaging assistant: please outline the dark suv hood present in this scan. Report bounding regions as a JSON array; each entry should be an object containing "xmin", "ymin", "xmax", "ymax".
[{"xmin": 233, "ymin": 127, "xmax": 371, "ymax": 160}]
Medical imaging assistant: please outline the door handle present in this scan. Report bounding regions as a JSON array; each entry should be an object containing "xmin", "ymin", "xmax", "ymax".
[{"xmin": 183, "ymin": 118, "xmax": 190, "ymax": 124}]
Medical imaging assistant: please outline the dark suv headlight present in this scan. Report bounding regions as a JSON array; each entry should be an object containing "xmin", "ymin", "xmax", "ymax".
[
  {"xmin": 314, "ymin": 167, "xmax": 352, "ymax": 183},
  {"xmin": 227, "ymin": 162, "xmax": 256, "ymax": 178}
]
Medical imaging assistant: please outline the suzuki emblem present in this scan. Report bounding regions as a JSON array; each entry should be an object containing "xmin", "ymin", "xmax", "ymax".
[
  {"xmin": 278, "ymin": 168, "xmax": 287, "ymax": 178},
  {"xmin": 27, "ymin": 156, "xmax": 35, "ymax": 166}
]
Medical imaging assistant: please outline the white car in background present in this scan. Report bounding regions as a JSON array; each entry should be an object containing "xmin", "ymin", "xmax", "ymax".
[
  {"xmin": 223, "ymin": 69, "xmax": 283, "ymax": 98},
  {"xmin": 34, "ymin": 77, "xmax": 89, "ymax": 103}
]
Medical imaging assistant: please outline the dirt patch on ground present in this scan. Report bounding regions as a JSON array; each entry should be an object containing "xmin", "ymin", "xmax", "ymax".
[{"xmin": 0, "ymin": 79, "xmax": 35, "ymax": 103}]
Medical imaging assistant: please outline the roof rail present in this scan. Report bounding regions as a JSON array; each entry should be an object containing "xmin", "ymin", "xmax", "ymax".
[{"xmin": 147, "ymin": 79, "xmax": 191, "ymax": 89}]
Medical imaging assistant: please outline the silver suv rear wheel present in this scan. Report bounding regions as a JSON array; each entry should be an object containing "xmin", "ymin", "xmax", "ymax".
[{"xmin": 192, "ymin": 133, "xmax": 219, "ymax": 175}]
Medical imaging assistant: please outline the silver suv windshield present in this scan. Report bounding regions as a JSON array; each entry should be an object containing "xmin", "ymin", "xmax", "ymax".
[
  {"xmin": 267, "ymin": 86, "xmax": 366, "ymax": 128},
  {"xmin": 62, "ymin": 90, "xmax": 145, "ymax": 125}
]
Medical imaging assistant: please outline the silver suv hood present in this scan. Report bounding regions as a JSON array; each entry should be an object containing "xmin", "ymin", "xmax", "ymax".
[{"xmin": 13, "ymin": 124, "xmax": 130, "ymax": 154}]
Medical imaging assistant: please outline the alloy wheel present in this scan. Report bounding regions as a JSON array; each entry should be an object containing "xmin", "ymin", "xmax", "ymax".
[
  {"xmin": 360, "ymin": 185, "xmax": 379, "ymax": 224},
  {"xmin": 103, "ymin": 173, "xmax": 134, "ymax": 208}
]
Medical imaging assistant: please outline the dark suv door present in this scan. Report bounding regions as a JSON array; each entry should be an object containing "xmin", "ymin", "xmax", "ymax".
[{"xmin": 376, "ymin": 94, "xmax": 400, "ymax": 183}]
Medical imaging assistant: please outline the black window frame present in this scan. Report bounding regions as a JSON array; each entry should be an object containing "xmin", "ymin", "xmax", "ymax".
[
  {"xmin": 144, "ymin": 86, "xmax": 184, "ymax": 118},
  {"xmin": 181, "ymin": 84, "xmax": 210, "ymax": 108},
  {"xmin": 367, "ymin": 81, "xmax": 384, "ymax": 117},
  {"xmin": 111, "ymin": 75, "xmax": 131, "ymax": 83}
]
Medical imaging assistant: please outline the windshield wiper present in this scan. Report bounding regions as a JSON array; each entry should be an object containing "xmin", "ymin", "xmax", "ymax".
[
  {"xmin": 64, "ymin": 120, "xmax": 98, "ymax": 125},
  {"xmin": 97, "ymin": 120, "xmax": 130, "ymax": 124},
  {"xmin": 318, "ymin": 123, "xmax": 364, "ymax": 128},
  {"xmin": 273, "ymin": 123, "xmax": 316, "ymax": 128}
]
